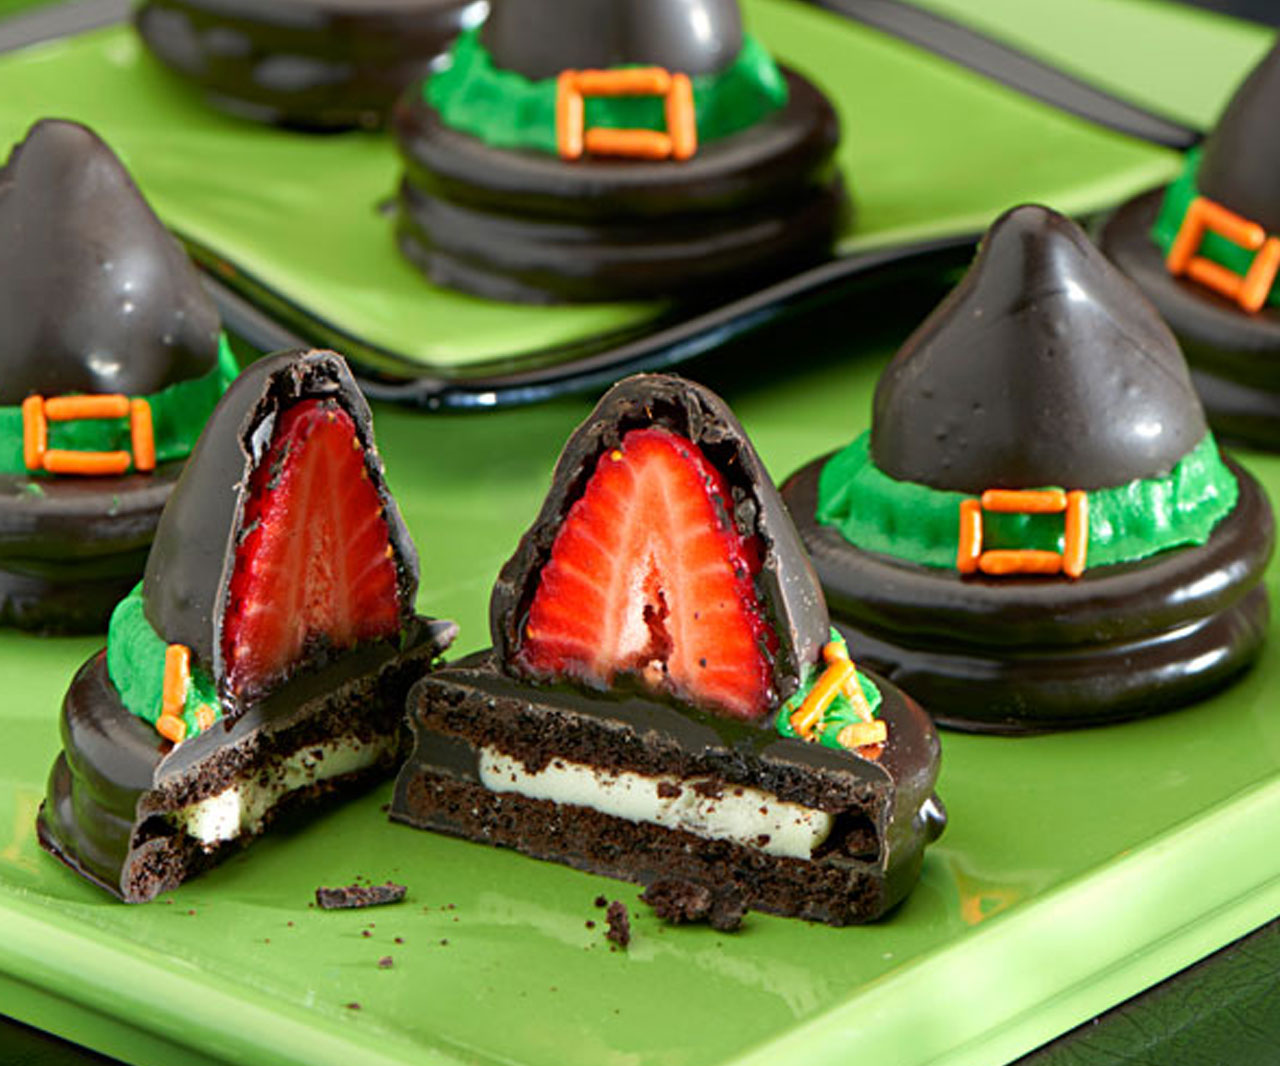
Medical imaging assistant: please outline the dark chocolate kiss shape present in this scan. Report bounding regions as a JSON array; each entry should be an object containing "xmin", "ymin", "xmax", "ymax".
[
  {"xmin": 490, "ymin": 373, "xmax": 830, "ymax": 704},
  {"xmin": 871, "ymin": 204, "xmax": 1207, "ymax": 493},
  {"xmin": 1198, "ymin": 41, "xmax": 1280, "ymax": 235},
  {"xmin": 141, "ymin": 350, "xmax": 419, "ymax": 700},
  {"xmin": 0, "ymin": 119, "xmax": 220, "ymax": 404},
  {"xmin": 479, "ymin": 0, "xmax": 745, "ymax": 81}
]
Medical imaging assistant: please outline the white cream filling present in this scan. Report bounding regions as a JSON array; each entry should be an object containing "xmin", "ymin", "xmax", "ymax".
[
  {"xmin": 478, "ymin": 748, "xmax": 833, "ymax": 859},
  {"xmin": 172, "ymin": 737, "xmax": 390, "ymax": 847}
]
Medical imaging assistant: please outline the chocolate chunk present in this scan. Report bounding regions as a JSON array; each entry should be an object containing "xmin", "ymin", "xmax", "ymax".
[
  {"xmin": 871, "ymin": 205, "xmax": 1206, "ymax": 492},
  {"xmin": 315, "ymin": 882, "xmax": 408, "ymax": 910},
  {"xmin": 605, "ymin": 900, "xmax": 631, "ymax": 948}
]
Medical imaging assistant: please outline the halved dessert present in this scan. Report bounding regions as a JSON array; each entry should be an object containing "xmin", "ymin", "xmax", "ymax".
[
  {"xmin": 784, "ymin": 205, "xmax": 1272, "ymax": 732},
  {"xmin": 392, "ymin": 0, "xmax": 846, "ymax": 303},
  {"xmin": 38, "ymin": 350, "xmax": 456, "ymax": 902},
  {"xmin": 0, "ymin": 119, "xmax": 235, "ymax": 632},
  {"xmin": 392, "ymin": 374, "xmax": 945, "ymax": 927}
]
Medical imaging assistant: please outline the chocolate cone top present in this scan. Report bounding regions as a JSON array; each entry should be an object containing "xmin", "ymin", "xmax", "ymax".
[
  {"xmin": 0, "ymin": 119, "xmax": 220, "ymax": 405},
  {"xmin": 141, "ymin": 350, "xmax": 419, "ymax": 701},
  {"xmin": 480, "ymin": 0, "xmax": 744, "ymax": 81},
  {"xmin": 491, "ymin": 373, "xmax": 830, "ymax": 707},
  {"xmin": 871, "ymin": 205, "xmax": 1206, "ymax": 493},
  {"xmin": 1199, "ymin": 41, "xmax": 1280, "ymax": 234}
]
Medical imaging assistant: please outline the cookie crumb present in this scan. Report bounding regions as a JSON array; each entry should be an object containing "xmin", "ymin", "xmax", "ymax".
[
  {"xmin": 346, "ymin": 1002, "xmax": 361, "ymax": 1011},
  {"xmin": 378, "ymin": 956, "xmax": 394, "ymax": 969},
  {"xmin": 640, "ymin": 880, "xmax": 746, "ymax": 932},
  {"xmin": 315, "ymin": 882, "xmax": 407, "ymax": 910},
  {"xmin": 594, "ymin": 895, "xmax": 608, "ymax": 908},
  {"xmin": 605, "ymin": 900, "xmax": 631, "ymax": 948}
]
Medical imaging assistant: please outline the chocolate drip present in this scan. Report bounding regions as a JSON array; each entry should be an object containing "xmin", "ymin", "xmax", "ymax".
[
  {"xmin": 480, "ymin": 0, "xmax": 744, "ymax": 80},
  {"xmin": 0, "ymin": 120, "xmax": 219, "ymax": 404},
  {"xmin": 871, "ymin": 205, "xmax": 1205, "ymax": 492}
]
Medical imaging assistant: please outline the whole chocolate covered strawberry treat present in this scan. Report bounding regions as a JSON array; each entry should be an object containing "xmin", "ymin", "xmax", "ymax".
[
  {"xmin": 783, "ymin": 205, "xmax": 1272, "ymax": 733},
  {"xmin": 0, "ymin": 119, "xmax": 235, "ymax": 633},
  {"xmin": 1101, "ymin": 42, "xmax": 1280, "ymax": 447},
  {"xmin": 391, "ymin": 0, "xmax": 845, "ymax": 303},
  {"xmin": 392, "ymin": 374, "xmax": 945, "ymax": 927},
  {"xmin": 38, "ymin": 350, "xmax": 456, "ymax": 902}
]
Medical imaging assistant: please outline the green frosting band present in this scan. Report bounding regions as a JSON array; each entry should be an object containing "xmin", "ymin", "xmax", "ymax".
[
  {"xmin": 1151, "ymin": 148, "xmax": 1280, "ymax": 310},
  {"xmin": 0, "ymin": 334, "xmax": 239, "ymax": 477},
  {"xmin": 774, "ymin": 630, "xmax": 882, "ymax": 752},
  {"xmin": 426, "ymin": 29, "xmax": 788, "ymax": 155},
  {"xmin": 107, "ymin": 584, "xmax": 221, "ymax": 737},
  {"xmin": 816, "ymin": 432, "xmax": 1238, "ymax": 569}
]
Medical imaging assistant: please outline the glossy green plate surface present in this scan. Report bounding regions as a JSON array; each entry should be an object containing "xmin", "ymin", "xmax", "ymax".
[
  {"xmin": 0, "ymin": 0, "xmax": 1185, "ymax": 378},
  {"xmin": 1, "ymin": 315, "xmax": 1278, "ymax": 1066}
]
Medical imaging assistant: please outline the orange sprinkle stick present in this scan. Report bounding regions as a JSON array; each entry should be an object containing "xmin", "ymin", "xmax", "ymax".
[
  {"xmin": 1167, "ymin": 195, "xmax": 1280, "ymax": 314},
  {"xmin": 584, "ymin": 128, "xmax": 673, "ymax": 160},
  {"xmin": 978, "ymin": 550, "xmax": 1064, "ymax": 576},
  {"xmin": 980, "ymin": 489, "xmax": 1067, "ymax": 514},
  {"xmin": 1062, "ymin": 491, "xmax": 1089, "ymax": 579},
  {"xmin": 162, "ymin": 643, "xmax": 191, "ymax": 722},
  {"xmin": 572, "ymin": 68, "xmax": 672, "ymax": 97},
  {"xmin": 556, "ymin": 72, "xmax": 585, "ymax": 160},
  {"xmin": 44, "ymin": 394, "xmax": 129, "ymax": 421},
  {"xmin": 666, "ymin": 73, "xmax": 697, "ymax": 161},
  {"xmin": 790, "ymin": 658, "xmax": 856, "ymax": 738},
  {"xmin": 956, "ymin": 499, "xmax": 983, "ymax": 574},
  {"xmin": 43, "ymin": 450, "xmax": 131, "ymax": 476},
  {"xmin": 156, "ymin": 715, "xmax": 187, "ymax": 745},
  {"xmin": 22, "ymin": 396, "xmax": 46, "ymax": 472},
  {"xmin": 194, "ymin": 704, "xmax": 217, "ymax": 733},
  {"xmin": 130, "ymin": 399, "xmax": 156, "ymax": 473},
  {"xmin": 836, "ymin": 719, "xmax": 888, "ymax": 751}
]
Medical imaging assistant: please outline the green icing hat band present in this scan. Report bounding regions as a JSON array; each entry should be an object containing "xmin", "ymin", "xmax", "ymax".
[
  {"xmin": 426, "ymin": 28, "xmax": 787, "ymax": 155},
  {"xmin": 0, "ymin": 334, "xmax": 238, "ymax": 477},
  {"xmin": 816, "ymin": 431, "xmax": 1239, "ymax": 571}
]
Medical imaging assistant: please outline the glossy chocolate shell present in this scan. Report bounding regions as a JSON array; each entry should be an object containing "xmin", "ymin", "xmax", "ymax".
[
  {"xmin": 479, "ymin": 0, "xmax": 744, "ymax": 80},
  {"xmin": 135, "ymin": 0, "xmax": 478, "ymax": 130},
  {"xmin": 492, "ymin": 373, "xmax": 830, "ymax": 705},
  {"xmin": 141, "ymin": 350, "xmax": 419, "ymax": 700},
  {"xmin": 0, "ymin": 119, "xmax": 219, "ymax": 404},
  {"xmin": 871, "ymin": 205, "xmax": 1206, "ymax": 492}
]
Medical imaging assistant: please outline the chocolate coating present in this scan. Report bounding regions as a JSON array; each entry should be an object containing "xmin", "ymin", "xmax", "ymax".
[
  {"xmin": 1198, "ymin": 41, "xmax": 1280, "ymax": 234},
  {"xmin": 1100, "ymin": 189, "xmax": 1280, "ymax": 449},
  {"xmin": 479, "ymin": 0, "xmax": 744, "ymax": 80},
  {"xmin": 39, "ymin": 617, "xmax": 457, "ymax": 901},
  {"xmin": 135, "ymin": 0, "xmax": 479, "ymax": 130},
  {"xmin": 392, "ymin": 67, "xmax": 845, "ymax": 303},
  {"xmin": 781, "ymin": 454, "xmax": 1273, "ymax": 732},
  {"xmin": 492, "ymin": 374, "xmax": 830, "ymax": 705},
  {"xmin": 0, "ymin": 120, "xmax": 220, "ymax": 404},
  {"xmin": 141, "ymin": 350, "xmax": 419, "ymax": 701},
  {"xmin": 872, "ymin": 205, "xmax": 1206, "ymax": 492},
  {"xmin": 392, "ymin": 652, "xmax": 945, "ymax": 925}
]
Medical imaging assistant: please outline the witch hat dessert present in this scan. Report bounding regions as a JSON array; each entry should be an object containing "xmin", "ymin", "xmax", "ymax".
[
  {"xmin": 37, "ymin": 350, "xmax": 457, "ymax": 902},
  {"xmin": 782, "ymin": 205, "xmax": 1273, "ymax": 733},
  {"xmin": 0, "ymin": 119, "xmax": 236, "ymax": 633},
  {"xmin": 135, "ymin": 0, "xmax": 478, "ymax": 130},
  {"xmin": 391, "ymin": 374, "xmax": 944, "ymax": 927},
  {"xmin": 1101, "ymin": 42, "xmax": 1280, "ymax": 447},
  {"xmin": 391, "ymin": 0, "xmax": 846, "ymax": 303}
]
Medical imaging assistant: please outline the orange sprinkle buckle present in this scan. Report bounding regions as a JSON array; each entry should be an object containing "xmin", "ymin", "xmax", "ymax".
[
  {"xmin": 556, "ymin": 67, "xmax": 697, "ymax": 162},
  {"xmin": 1167, "ymin": 195, "xmax": 1280, "ymax": 314},
  {"xmin": 21, "ymin": 394, "xmax": 156, "ymax": 476},
  {"xmin": 789, "ymin": 641, "xmax": 886, "ymax": 754},
  {"xmin": 957, "ymin": 489, "xmax": 1089, "ymax": 579}
]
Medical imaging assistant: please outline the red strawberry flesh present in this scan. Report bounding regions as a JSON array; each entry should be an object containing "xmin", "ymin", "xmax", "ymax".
[
  {"xmin": 221, "ymin": 398, "xmax": 402, "ymax": 700},
  {"xmin": 517, "ymin": 426, "xmax": 775, "ymax": 719}
]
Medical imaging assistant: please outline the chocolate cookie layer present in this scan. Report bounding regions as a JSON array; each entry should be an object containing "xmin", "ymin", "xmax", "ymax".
[
  {"xmin": 392, "ymin": 653, "xmax": 945, "ymax": 926},
  {"xmin": 134, "ymin": 0, "xmax": 479, "ymax": 130},
  {"xmin": 782, "ymin": 454, "xmax": 1273, "ymax": 733},
  {"xmin": 1100, "ymin": 189, "xmax": 1280, "ymax": 448},
  {"xmin": 39, "ymin": 617, "xmax": 456, "ymax": 902},
  {"xmin": 392, "ymin": 69, "xmax": 845, "ymax": 303},
  {"xmin": 0, "ymin": 120, "xmax": 224, "ymax": 632}
]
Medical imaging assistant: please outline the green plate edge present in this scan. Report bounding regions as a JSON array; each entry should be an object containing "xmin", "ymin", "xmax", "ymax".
[{"xmin": 0, "ymin": 0, "xmax": 1186, "ymax": 377}]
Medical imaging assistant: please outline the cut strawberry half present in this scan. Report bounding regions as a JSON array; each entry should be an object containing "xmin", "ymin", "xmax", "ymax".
[
  {"xmin": 516, "ymin": 426, "xmax": 775, "ymax": 719},
  {"xmin": 221, "ymin": 398, "xmax": 402, "ymax": 700}
]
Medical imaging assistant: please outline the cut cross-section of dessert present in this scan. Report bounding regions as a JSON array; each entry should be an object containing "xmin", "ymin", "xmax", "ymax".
[
  {"xmin": 37, "ymin": 350, "xmax": 456, "ymax": 902},
  {"xmin": 392, "ymin": 373, "xmax": 945, "ymax": 927}
]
